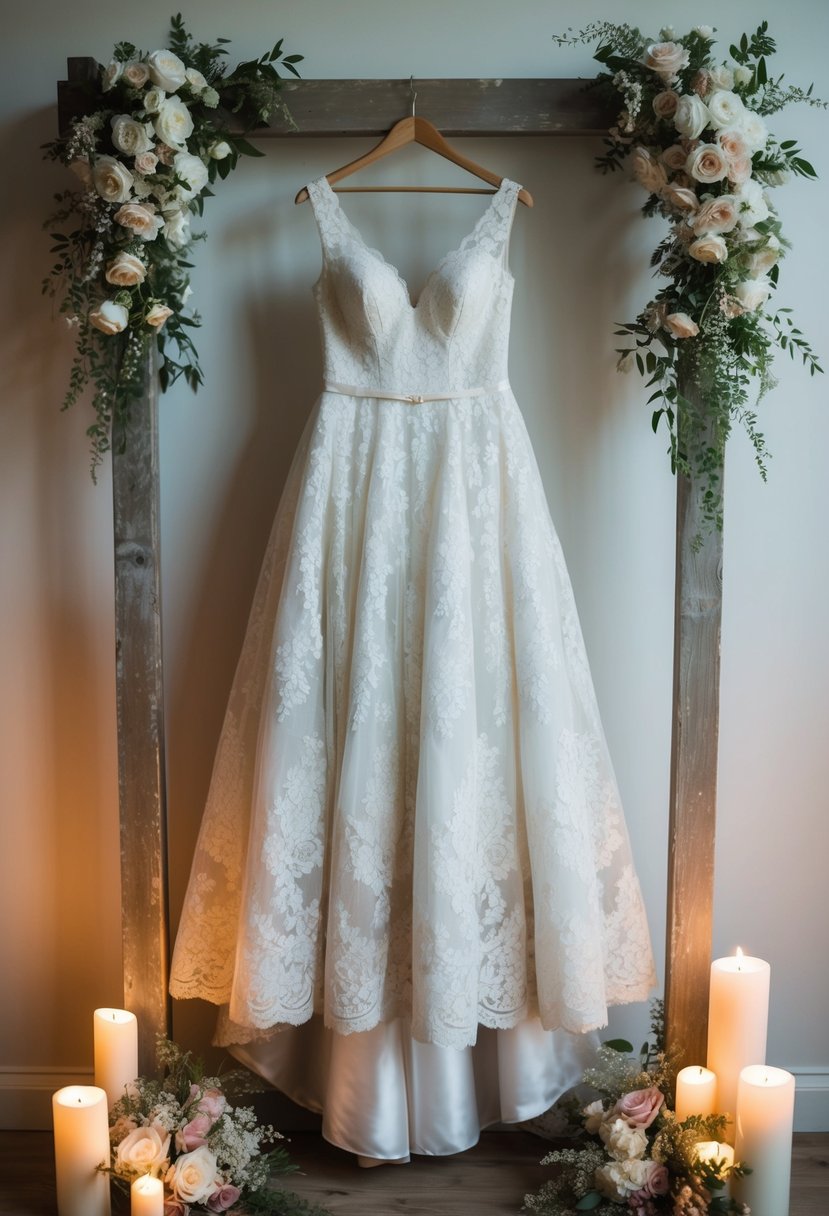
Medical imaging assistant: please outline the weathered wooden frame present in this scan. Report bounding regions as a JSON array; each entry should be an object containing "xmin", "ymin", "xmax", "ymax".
[{"xmin": 59, "ymin": 63, "xmax": 720, "ymax": 1072}]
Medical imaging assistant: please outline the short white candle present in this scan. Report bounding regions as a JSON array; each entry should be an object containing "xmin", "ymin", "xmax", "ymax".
[
  {"xmin": 93, "ymin": 1008, "xmax": 138, "ymax": 1110},
  {"xmin": 131, "ymin": 1174, "xmax": 164, "ymax": 1216},
  {"xmin": 52, "ymin": 1085, "xmax": 111, "ymax": 1216},
  {"xmin": 675, "ymin": 1065, "xmax": 717, "ymax": 1123},
  {"xmin": 733, "ymin": 1065, "xmax": 795, "ymax": 1216},
  {"xmin": 707, "ymin": 949, "xmax": 770, "ymax": 1128},
  {"xmin": 694, "ymin": 1140, "xmax": 735, "ymax": 1200}
]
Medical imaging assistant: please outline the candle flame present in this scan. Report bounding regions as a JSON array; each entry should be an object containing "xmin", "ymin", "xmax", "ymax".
[{"xmin": 735, "ymin": 946, "xmax": 744, "ymax": 971}]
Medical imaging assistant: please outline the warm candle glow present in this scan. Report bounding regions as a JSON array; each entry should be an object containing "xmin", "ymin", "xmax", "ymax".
[
  {"xmin": 707, "ymin": 952, "xmax": 770, "ymax": 1134},
  {"xmin": 93, "ymin": 1008, "xmax": 138, "ymax": 1111},
  {"xmin": 131, "ymin": 1174, "xmax": 164, "ymax": 1216},
  {"xmin": 52, "ymin": 1086, "xmax": 111, "ymax": 1216},
  {"xmin": 733, "ymin": 1065, "xmax": 795, "ymax": 1216},
  {"xmin": 735, "ymin": 946, "xmax": 744, "ymax": 969},
  {"xmin": 675, "ymin": 1065, "xmax": 717, "ymax": 1123}
]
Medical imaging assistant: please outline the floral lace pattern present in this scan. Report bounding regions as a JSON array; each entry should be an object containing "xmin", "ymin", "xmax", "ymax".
[{"xmin": 170, "ymin": 176, "xmax": 656, "ymax": 1047}]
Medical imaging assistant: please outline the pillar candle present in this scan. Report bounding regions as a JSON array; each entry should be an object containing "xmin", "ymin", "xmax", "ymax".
[
  {"xmin": 733, "ymin": 1065, "xmax": 795, "ymax": 1216},
  {"xmin": 131, "ymin": 1174, "xmax": 164, "ymax": 1216},
  {"xmin": 93, "ymin": 1008, "xmax": 138, "ymax": 1110},
  {"xmin": 675, "ymin": 1065, "xmax": 717, "ymax": 1123},
  {"xmin": 693, "ymin": 1140, "xmax": 735, "ymax": 1201},
  {"xmin": 52, "ymin": 1085, "xmax": 111, "ymax": 1216},
  {"xmin": 706, "ymin": 950, "xmax": 770, "ymax": 1127}
]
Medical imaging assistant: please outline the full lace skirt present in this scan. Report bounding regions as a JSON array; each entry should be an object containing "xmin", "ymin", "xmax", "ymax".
[{"xmin": 169, "ymin": 387, "xmax": 655, "ymax": 1050}]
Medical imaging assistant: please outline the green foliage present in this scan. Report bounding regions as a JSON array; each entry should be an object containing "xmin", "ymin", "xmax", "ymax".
[{"xmin": 43, "ymin": 14, "xmax": 302, "ymax": 476}]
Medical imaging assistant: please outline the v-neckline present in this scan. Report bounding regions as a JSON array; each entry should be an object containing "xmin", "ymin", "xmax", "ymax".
[{"xmin": 318, "ymin": 176, "xmax": 511, "ymax": 309}]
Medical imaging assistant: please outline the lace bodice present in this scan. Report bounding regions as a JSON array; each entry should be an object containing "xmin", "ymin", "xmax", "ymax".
[{"xmin": 307, "ymin": 176, "xmax": 519, "ymax": 394}]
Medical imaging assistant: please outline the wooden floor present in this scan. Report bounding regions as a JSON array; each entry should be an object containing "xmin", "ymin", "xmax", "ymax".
[{"xmin": 1, "ymin": 1129, "xmax": 826, "ymax": 1215}]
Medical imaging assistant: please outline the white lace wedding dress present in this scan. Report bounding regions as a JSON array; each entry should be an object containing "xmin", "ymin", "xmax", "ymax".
[{"xmin": 169, "ymin": 176, "xmax": 656, "ymax": 1159}]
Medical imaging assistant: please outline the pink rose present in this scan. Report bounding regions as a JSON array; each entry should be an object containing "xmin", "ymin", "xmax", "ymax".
[
  {"xmin": 176, "ymin": 1112, "xmax": 212, "ymax": 1152},
  {"xmin": 192, "ymin": 1087, "xmax": 228, "ymax": 1121},
  {"xmin": 164, "ymin": 1200, "xmax": 190, "ymax": 1216},
  {"xmin": 629, "ymin": 1162, "xmax": 670, "ymax": 1205},
  {"xmin": 615, "ymin": 1086, "xmax": 665, "ymax": 1129},
  {"xmin": 207, "ymin": 1184, "xmax": 242, "ymax": 1212}
]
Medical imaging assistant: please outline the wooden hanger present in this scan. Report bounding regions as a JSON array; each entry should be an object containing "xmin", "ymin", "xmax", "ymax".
[{"xmin": 295, "ymin": 82, "xmax": 533, "ymax": 207}]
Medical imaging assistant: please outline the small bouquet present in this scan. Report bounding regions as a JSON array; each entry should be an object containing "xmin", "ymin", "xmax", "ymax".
[
  {"xmin": 104, "ymin": 1039, "xmax": 329, "ymax": 1215},
  {"xmin": 554, "ymin": 21, "xmax": 825, "ymax": 531},
  {"xmin": 43, "ymin": 14, "xmax": 302, "ymax": 474},
  {"xmin": 523, "ymin": 1007, "xmax": 750, "ymax": 1215}
]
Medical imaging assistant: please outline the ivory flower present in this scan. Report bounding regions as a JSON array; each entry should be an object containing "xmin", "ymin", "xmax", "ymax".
[
  {"xmin": 661, "ymin": 144, "xmax": 689, "ymax": 173},
  {"xmin": 147, "ymin": 49, "xmax": 187, "ymax": 92},
  {"xmin": 674, "ymin": 93, "xmax": 710, "ymax": 139},
  {"xmin": 661, "ymin": 183, "xmax": 699, "ymax": 212},
  {"xmin": 143, "ymin": 88, "xmax": 166, "ymax": 115},
  {"xmin": 209, "ymin": 140, "xmax": 232, "ymax": 160},
  {"xmin": 102, "ymin": 61, "xmax": 122, "ymax": 91},
  {"xmin": 692, "ymin": 195, "xmax": 739, "ymax": 234},
  {"xmin": 734, "ymin": 179, "xmax": 770, "ymax": 226},
  {"xmin": 173, "ymin": 151, "xmax": 209, "ymax": 199},
  {"xmin": 134, "ymin": 150, "xmax": 159, "ymax": 175},
  {"xmin": 734, "ymin": 277, "xmax": 771, "ymax": 311},
  {"xmin": 162, "ymin": 207, "xmax": 192, "ymax": 249},
  {"xmin": 105, "ymin": 251, "xmax": 147, "ymax": 287},
  {"xmin": 123, "ymin": 61, "xmax": 151, "ymax": 88},
  {"xmin": 664, "ymin": 312, "xmax": 699, "ymax": 339},
  {"xmin": 599, "ymin": 1116, "xmax": 648, "ymax": 1161},
  {"xmin": 166, "ymin": 1146, "xmax": 219, "ymax": 1205},
  {"xmin": 631, "ymin": 146, "xmax": 667, "ymax": 194},
  {"xmin": 688, "ymin": 233, "xmax": 729, "ymax": 263},
  {"xmin": 113, "ymin": 1125, "xmax": 171, "ymax": 1176},
  {"xmin": 652, "ymin": 90, "xmax": 680, "ymax": 119},
  {"xmin": 643, "ymin": 41, "xmax": 690, "ymax": 81},
  {"xmin": 185, "ymin": 67, "xmax": 208, "ymax": 93},
  {"xmin": 596, "ymin": 1159, "xmax": 656, "ymax": 1202},
  {"xmin": 706, "ymin": 90, "xmax": 746, "ymax": 130},
  {"xmin": 92, "ymin": 155, "xmax": 134, "ymax": 203},
  {"xmin": 709, "ymin": 63, "xmax": 735, "ymax": 90},
  {"xmin": 686, "ymin": 143, "xmax": 729, "ymax": 184},
  {"xmin": 741, "ymin": 111, "xmax": 769, "ymax": 151},
  {"xmin": 114, "ymin": 202, "xmax": 164, "ymax": 241},
  {"xmin": 153, "ymin": 97, "xmax": 194, "ymax": 148},
  {"xmin": 583, "ymin": 1099, "xmax": 606, "ymax": 1134},
  {"xmin": 746, "ymin": 235, "xmax": 781, "ymax": 276},
  {"xmin": 110, "ymin": 114, "xmax": 154, "ymax": 157}
]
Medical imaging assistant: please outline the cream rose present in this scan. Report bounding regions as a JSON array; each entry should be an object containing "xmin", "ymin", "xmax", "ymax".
[
  {"xmin": 706, "ymin": 89, "xmax": 747, "ymax": 132},
  {"xmin": 102, "ymin": 61, "xmax": 122, "ymax": 91},
  {"xmin": 734, "ymin": 64, "xmax": 753, "ymax": 86},
  {"xmin": 105, "ymin": 251, "xmax": 147, "ymax": 287},
  {"xmin": 134, "ymin": 150, "xmax": 159, "ymax": 175},
  {"xmin": 734, "ymin": 277, "xmax": 771, "ymax": 311},
  {"xmin": 173, "ymin": 151, "xmax": 209, "ymax": 199},
  {"xmin": 661, "ymin": 183, "xmax": 699, "ymax": 212},
  {"xmin": 111, "ymin": 114, "xmax": 154, "ymax": 157},
  {"xmin": 643, "ymin": 41, "xmax": 690, "ymax": 81},
  {"xmin": 92, "ymin": 155, "xmax": 134, "ymax": 203},
  {"xmin": 631, "ymin": 146, "xmax": 667, "ymax": 195},
  {"xmin": 123, "ymin": 61, "xmax": 150, "ymax": 88},
  {"xmin": 599, "ymin": 1116, "xmax": 648, "ymax": 1162},
  {"xmin": 664, "ymin": 312, "xmax": 699, "ymax": 339},
  {"xmin": 673, "ymin": 93, "xmax": 710, "ymax": 140},
  {"xmin": 686, "ymin": 143, "xmax": 729, "ymax": 184},
  {"xmin": 114, "ymin": 202, "xmax": 164, "ymax": 241},
  {"xmin": 162, "ymin": 207, "xmax": 191, "ymax": 249},
  {"xmin": 652, "ymin": 90, "xmax": 679, "ymax": 120},
  {"xmin": 143, "ymin": 88, "xmax": 166, "ymax": 115},
  {"xmin": 689, "ymin": 233, "xmax": 729, "ymax": 263},
  {"xmin": 185, "ymin": 67, "xmax": 208, "ymax": 93},
  {"xmin": 166, "ymin": 1146, "xmax": 219, "ymax": 1205},
  {"xmin": 209, "ymin": 140, "xmax": 232, "ymax": 160},
  {"xmin": 113, "ymin": 1125, "xmax": 171, "ymax": 1176},
  {"xmin": 596, "ymin": 1160, "xmax": 654, "ymax": 1202},
  {"xmin": 709, "ymin": 63, "xmax": 735, "ymax": 91},
  {"xmin": 660, "ymin": 143, "xmax": 689, "ymax": 173},
  {"xmin": 147, "ymin": 49, "xmax": 187, "ymax": 92},
  {"xmin": 582, "ymin": 1100, "xmax": 606, "ymax": 1135},
  {"xmin": 692, "ymin": 195, "xmax": 739, "ymax": 234},
  {"xmin": 146, "ymin": 302, "xmax": 174, "ymax": 328},
  {"xmin": 154, "ymin": 97, "xmax": 194, "ymax": 149}
]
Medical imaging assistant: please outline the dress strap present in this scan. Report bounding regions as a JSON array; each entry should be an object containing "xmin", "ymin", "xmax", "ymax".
[
  {"xmin": 305, "ymin": 177, "xmax": 351, "ymax": 260},
  {"xmin": 457, "ymin": 178, "xmax": 522, "ymax": 267}
]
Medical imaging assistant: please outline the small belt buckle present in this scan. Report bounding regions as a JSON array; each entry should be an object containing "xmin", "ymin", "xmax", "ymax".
[{"xmin": 406, "ymin": 394, "xmax": 424, "ymax": 404}]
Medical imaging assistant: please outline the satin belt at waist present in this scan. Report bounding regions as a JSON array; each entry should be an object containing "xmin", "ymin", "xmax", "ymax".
[{"xmin": 324, "ymin": 379, "xmax": 510, "ymax": 404}]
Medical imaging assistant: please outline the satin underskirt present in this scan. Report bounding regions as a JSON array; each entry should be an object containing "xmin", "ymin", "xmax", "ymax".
[{"xmin": 229, "ymin": 1016, "xmax": 598, "ymax": 1160}]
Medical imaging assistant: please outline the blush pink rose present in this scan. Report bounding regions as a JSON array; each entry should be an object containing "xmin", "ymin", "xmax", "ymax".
[
  {"xmin": 629, "ymin": 1161, "xmax": 671, "ymax": 1206},
  {"xmin": 164, "ymin": 1201, "xmax": 189, "ymax": 1216},
  {"xmin": 207, "ymin": 1184, "xmax": 242, "ymax": 1212},
  {"xmin": 614, "ymin": 1086, "xmax": 665, "ymax": 1129},
  {"xmin": 195, "ymin": 1088, "xmax": 228, "ymax": 1120},
  {"xmin": 176, "ymin": 1112, "xmax": 212, "ymax": 1152}
]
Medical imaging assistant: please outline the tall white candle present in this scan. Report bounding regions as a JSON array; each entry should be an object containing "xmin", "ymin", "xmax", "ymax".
[
  {"xmin": 693, "ymin": 1141, "xmax": 735, "ymax": 1201},
  {"xmin": 706, "ymin": 950, "xmax": 770, "ymax": 1127},
  {"xmin": 131, "ymin": 1174, "xmax": 164, "ymax": 1216},
  {"xmin": 93, "ymin": 1008, "xmax": 138, "ymax": 1110},
  {"xmin": 733, "ymin": 1065, "xmax": 795, "ymax": 1216},
  {"xmin": 675, "ymin": 1065, "xmax": 717, "ymax": 1123},
  {"xmin": 52, "ymin": 1085, "xmax": 112, "ymax": 1216}
]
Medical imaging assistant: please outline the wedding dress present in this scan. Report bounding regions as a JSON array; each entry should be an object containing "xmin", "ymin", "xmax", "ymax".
[{"xmin": 169, "ymin": 176, "xmax": 656, "ymax": 1159}]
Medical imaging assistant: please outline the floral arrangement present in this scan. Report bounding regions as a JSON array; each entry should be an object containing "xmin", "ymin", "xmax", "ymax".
[
  {"xmin": 43, "ymin": 14, "xmax": 302, "ymax": 474},
  {"xmin": 554, "ymin": 21, "xmax": 825, "ymax": 532},
  {"xmin": 523, "ymin": 1007, "xmax": 749, "ymax": 1216},
  {"xmin": 103, "ymin": 1039, "xmax": 329, "ymax": 1216}
]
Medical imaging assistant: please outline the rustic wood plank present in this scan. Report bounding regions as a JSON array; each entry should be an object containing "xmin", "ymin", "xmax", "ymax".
[
  {"xmin": 664, "ymin": 385, "xmax": 724, "ymax": 1070},
  {"xmin": 58, "ymin": 69, "xmax": 615, "ymax": 137},
  {"xmin": 111, "ymin": 345, "xmax": 171, "ymax": 1074}
]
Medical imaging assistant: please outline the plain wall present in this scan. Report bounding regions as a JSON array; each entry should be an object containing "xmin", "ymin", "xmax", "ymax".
[{"xmin": 1, "ymin": 0, "xmax": 827, "ymax": 1132}]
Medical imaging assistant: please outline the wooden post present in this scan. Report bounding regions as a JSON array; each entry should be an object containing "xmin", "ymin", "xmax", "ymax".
[
  {"xmin": 112, "ymin": 345, "xmax": 171, "ymax": 1073},
  {"xmin": 664, "ymin": 379, "xmax": 724, "ymax": 1068}
]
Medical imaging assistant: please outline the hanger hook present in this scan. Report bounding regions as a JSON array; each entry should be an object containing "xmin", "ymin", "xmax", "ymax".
[{"xmin": 410, "ymin": 75, "xmax": 417, "ymax": 118}]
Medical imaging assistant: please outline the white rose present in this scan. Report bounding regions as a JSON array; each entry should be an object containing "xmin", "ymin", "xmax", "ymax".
[
  {"xmin": 706, "ymin": 90, "xmax": 747, "ymax": 131},
  {"xmin": 734, "ymin": 277, "xmax": 771, "ymax": 311},
  {"xmin": 746, "ymin": 235, "xmax": 780, "ymax": 276},
  {"xmin": 595, "ymin": 1160, "xmax": 647, "ymax": 1202},
  {"xmin": 709, "ymin": 63, "xmax": 735, "ymax": 91},
  {"xmin": 652, "ymin": 90, "xmax": 680, "ymax": 120},
  {"xmin": 182, "ymin": 284, "xmax": 193, "ymax": 304},
  {"xmin": 131, "ymin": 175, "xmax": 155, "ymax": 199},
  {"xmin": 114, "ymin": 202, "xmax": 164, "ymax": 241},
  {"xmin": 631, "ymin": 146, "xmax": 667, "ymax": 194},
  {"xmin": 695, "ymin": 25, "xmax": 715, "ymax": 40},
  {"xmin": 110, "ymin": 115, "xmax": 154, "ymax": 157},
  {"xmin": 599, "ymin": 1116, "xmax": 649, "ymax": 1162},
  {"xmin": 583, "ymin": 1100, "xmax": 606, "ymax": 1135},
  {"xmin": 143, "ymin": 88, "xmax": 166, "ymax": 115},
  {"xmin": 734, "ymin": 64, "xmax": 753, "ymax": 86},
  {"xmin": 689, "ymin": 233, "xmax": 729, "ymax": 263},
  {"xmin": 692, "ymin": 195, "xmax": 739, "ymax": 234},
  {"xmin": 166, "ymin": 1146, "xmax": 219, "ymax": 1205},
  {"xmin": 154, "ymin": 97, "xmax": 194, "ymax": 149},
  {"xmin": 146, "ymin": 49, "xmax": 187, "ymax": 92},
  {"xmin": 209, "ymin": 140, "xmax": 232, "ymax": 160},
  {"xmin": 123, "ymin": 61, "xmax": 150, "ymax": 88},
  {"xmin": 644, "ymin": 41, "xmax": 690, "ymax": 81},
  {"xmin": 173, "ymin": 151, "xmax": 209, "ymax": 199},
  {"xmin": 686, "ymin": 143, "xmax": 729, "ymax": 184},
  {"xmin": 664, "ymin": 311, "xmax": 699, "ymax": 338},
  {"xmin": 92, "ymin": 155, "xmax": 134, "ymax": 203},
  {"xmin": 113, "ymin": 1125, "xmax": 171, "ymax": 1176},
  {"xmin": 105, "ymin": 251, "xmax": 147, "ymax": 287},
  {"xmin": 735, "ymin": 179, "xmax": 770, "ymax": 226},
  {"xmin": 102, "ymin": 61, "xmax": 122, "ymax": 92},
  {"xmin": 185, "ymin": 67, "xmax": 208, "ymax": 93},
  {"xmin": 146, "ymin": 302, "xmax": 174, "ymax": 328},
  {"xmin": 162, "ymin": 207, "xmax": 192, "ymax": 249},
  {"xmin": 763, "ymin": 168, "xmax": 792, "ymax": 186},
  {"xmin": 741, "ymin": 111, "xmax": 769, "ymax": 151},
  {"xmin": 674, "ymin": 93, "xmax": 710, "ymax": 139}
]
